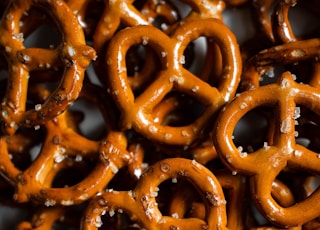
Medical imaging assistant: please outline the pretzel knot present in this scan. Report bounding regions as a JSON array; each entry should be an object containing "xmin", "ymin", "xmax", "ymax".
[
  {"xmin": 214, "ymin": 71, "xmax": 320, "ymax": 227},
  {"xmin": 107, "ymin": 18, "xmax": 241, "ymax": 146},
  {"xmin": 82, "ymin": 158, "xmax": 228, "ymax": 230},
  {"xmin": 0, "ymin": 0, "xmax": 96, "ymax": 135}
]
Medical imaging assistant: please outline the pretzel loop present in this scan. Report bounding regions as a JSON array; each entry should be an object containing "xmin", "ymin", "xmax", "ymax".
[
  {"xmin": 107, "ymin": 18, "xmax": 241, "ymax": 145},
  {"xmin": 0, "ymin": 0, "xmax": 96, "ymax": 135},
  {"xmin": 214, "ymin": 72, "xmax": 320, "ymax": 226}
]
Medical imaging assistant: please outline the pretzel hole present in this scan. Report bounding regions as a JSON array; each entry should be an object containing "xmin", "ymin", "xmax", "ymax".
[
  {"xmin": 51, "ymin": 160, "xmax": 95, "ymax": 188},
  {"xmin": 86, "ymin": 64, "xmax": 103, "ymax": 87},
  {"xmin": 125, "ymin": 44, "xmax": 161, "ymax": 93},
  {"xmin": 258, "ymin": 62, "xmax": 314, "ymax": 87},
  {"xmin": 52, "ymin": 207, "xmax": 82, "ymax": 230},
  {"xmin": 288, "ymin": 61, "xmax": 316, "ymax": 85},
  {"xmin": 0, "ymin": 54, "xmax": 8, "ymax": 102},
  {"xmin": 22, "ymin": 9, "xmax": 61, "ymax": 49},
  {"xmin": 68, "ymin": 98, "xmax": 106, "ymax": 141},
  {"xmin": 26, "ymin": 80, "xmax": 59, "ymax": 106},
  {"xmin": 223, "ymin": 5, "xmax": 255, "ymax": 45},
  {"xmin": 107, "ymin": 166, "xmax": 139, "ymax": 192},
  {"xmin": 250, "ymin": 199, "xmax": 270, "ymax": 227},
  {"xmin": 98, "ymin": 208, "xmax": 141, "ymax": 229},
  {"xmin": 287, "ymin": 1, "xmax": 320, "ymax": 39},
  {"xmin": 126, "ymin": 45, "xmax": 146, "ymax": 76},
  {"xmin": 0, "ymin": 177, "xmax": 15, "ymax": 203},
  {"xmin": 275, "ymin": 170, "xmax": 320, "ymax": 205},
  {"xmin": 295, "ymin": 106, "xmax": 320, "ymax": 153},
  {"xmin": 185, "ymin": 37, "xmax": 207, "ymax": 77},
  {"xmin": 80, "ymin": 0, "xmax": 105, "ymax": 39},
  {"xmin": 166, "ymin": 180, "xmax": 207, "ymax": 220},
  {"xmin": 233, "ymin": 106, "xmax": 271, "ymax": 153},
  {"xmin": 6, "ymin": 127, "xmax": 43, "ymax": 171},
  {"xmin": 152, "ymin": 15, "xmax": 175, "ymax": 31},
  {"xmin": 155, "ymin": 93, "xmax": 205, "ymax": 127},
  {"xmin": 0, "ymin": 204, "xmax": 29, "ymax": 230}
]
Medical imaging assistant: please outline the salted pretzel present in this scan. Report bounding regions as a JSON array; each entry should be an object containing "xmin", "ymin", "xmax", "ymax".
[
  {"xmin": 88, "ymin": 0, "xmax": 179, "ymax": 92},
  {"xmin": 106, "ymin": 18, "xmax": 241, "ymax": 146},
  {"xmin": 82, "ymin": 158, "xmax": 228, "ymax": 230},
  {"xmin": 0, "ymin": 0, "xmax": 96, "ymax": 135},
  {"xmin": 93, "ymin": 0, "xmax": 228, "ymax": 92},
  {"xmin": 214, "ymin": 72, "xmax": 320, "ymax": 227},
  {"xmin": 0, "ymin": 81, "xmax": 145, "ymax": 205}
]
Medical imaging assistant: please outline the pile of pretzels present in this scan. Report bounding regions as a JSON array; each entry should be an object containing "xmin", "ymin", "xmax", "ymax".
[{"xmin": 1, "ymin": 0, "xmax": 320, "ymax": 229}]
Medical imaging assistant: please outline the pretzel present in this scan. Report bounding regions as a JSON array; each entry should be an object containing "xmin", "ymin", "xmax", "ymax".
[
  {"xmin": 87, "ymin": 0, "xmax": 180, "ymax": 92},
  {"xmin": 0, "ymin": 82, "xmax": 145, "ymax": 205},
  {"xmin": 106, "ymin": 18, "xmax": 241, "ymax": 146},
  {"xmin": 214, "ymin": 72, "xmax": 320, "ymax": 227},
  {"xmin": 0, "ymin": 0, "xmax": 96, "ymax": 135},
  {"xmin": 82, "ymin": 158, "xmax": 228, "ymax": 230},
  {"xmin": 93, "ymin": 0, "xmax": 228, "ymax": 92}
]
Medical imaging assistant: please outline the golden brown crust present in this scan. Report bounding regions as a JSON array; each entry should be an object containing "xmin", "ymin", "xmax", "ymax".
[{"xmin": 1, "ymin": 0, "xmax": 320, "ymax": 229}]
